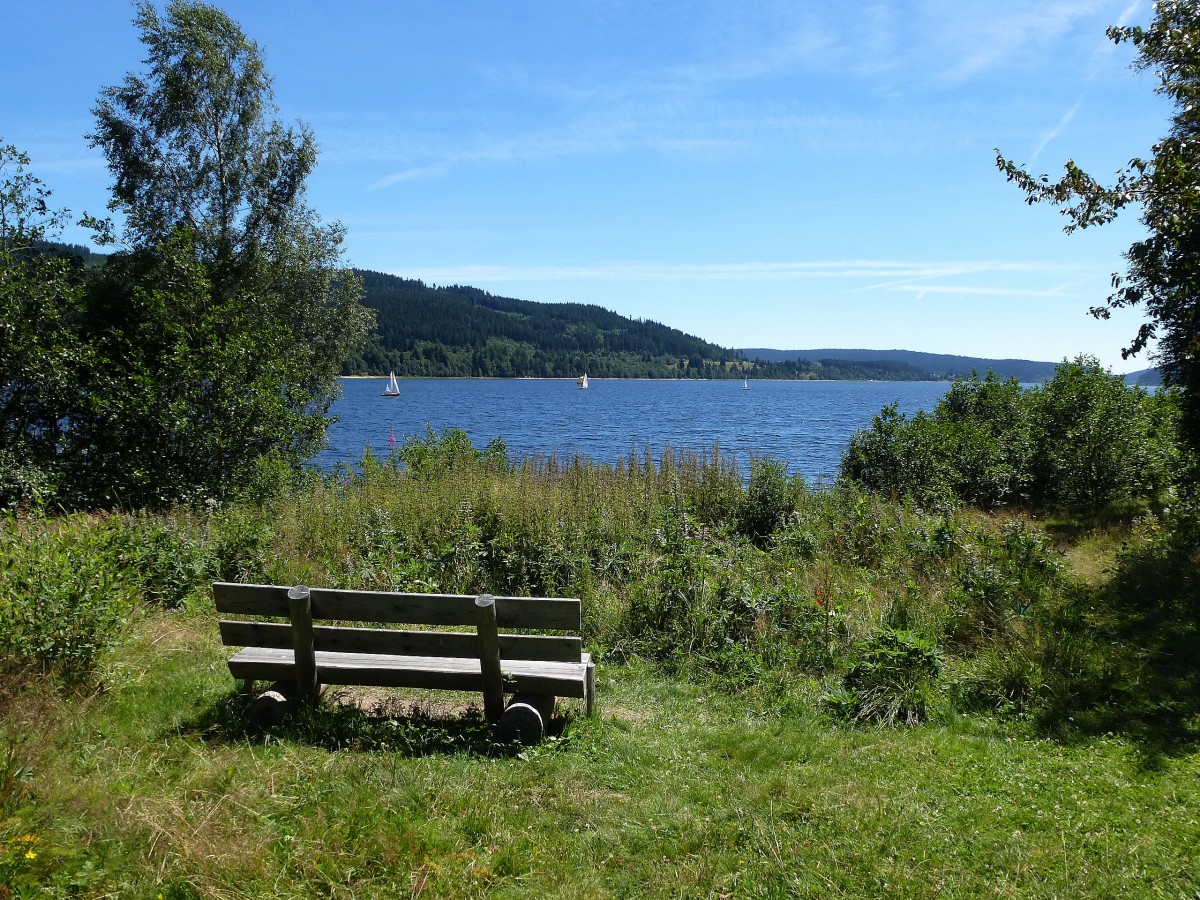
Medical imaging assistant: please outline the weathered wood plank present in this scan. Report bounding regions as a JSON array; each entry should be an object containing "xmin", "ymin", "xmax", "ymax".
[
  {"xmin": 219, "ymin": 621, "xmax": 583, "ymax": 662},
  {"xmin": 227, "ymin": 648, "xmax": 591, "ymax": 698},
  {"xmin": 213, "ymin": 582, "xmax": 292, "ymax": 616},
  {"xmin": 213, "ymin": 582, "xmax": 581, "ymax": 630}
]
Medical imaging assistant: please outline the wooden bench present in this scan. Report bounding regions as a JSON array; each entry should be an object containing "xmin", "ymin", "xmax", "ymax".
[{"xmin": 213, "ymin": 582, "xmax": 595, "ymax": 724}]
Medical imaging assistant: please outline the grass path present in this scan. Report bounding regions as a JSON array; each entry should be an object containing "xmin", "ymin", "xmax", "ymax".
[{"xmin": 3, "ymin": 610, "xmax": 1198, "ymax": 898}]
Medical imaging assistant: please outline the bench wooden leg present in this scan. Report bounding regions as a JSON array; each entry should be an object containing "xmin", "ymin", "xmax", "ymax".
[
  {"xmin": 585, "ymin": 661, "xmax": 596, "ymax": 717},
  {"xmin": 288, "ymin": 585, "xmax": 320, "ymax": 704},
  {"xmin": 475, "ymin": 594, "xmax": 505, "ymax": 724}
]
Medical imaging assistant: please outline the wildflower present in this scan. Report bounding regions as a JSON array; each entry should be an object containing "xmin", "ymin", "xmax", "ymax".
[
  {"xmin": 24, "ymin": 849, "xmax": 36, "ymax": 860},
  {"xmin": 18, "ymin": 834, "xmax": 37, "ymax": 843}
]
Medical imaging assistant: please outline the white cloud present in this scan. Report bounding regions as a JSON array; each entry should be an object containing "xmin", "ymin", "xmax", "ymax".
[
  {"xmin": 396, "ymin": 259, "xmax": 1081, "ymax": 284},
  {"xmin": 1031, "ymin": 98, "xmax": 1084, "ymax": 160},
  {"xmin": 887, "ymin": 283, "xmax": 1087, "ymax": 298}
]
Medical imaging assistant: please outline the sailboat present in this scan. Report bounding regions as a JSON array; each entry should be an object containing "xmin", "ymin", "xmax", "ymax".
[
  {"xmin": 743, "ymin": 377, "xmax": 749, "ymax": 391},
  {"xmin": 381, "ymin": 371, "xmax": 400, "ymax": 397},
  {"xmin": 578, "ymin": 373, "xmax": 588, "ymax": 389}
]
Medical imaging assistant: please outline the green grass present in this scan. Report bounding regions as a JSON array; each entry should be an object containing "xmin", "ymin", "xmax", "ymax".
[
  {"xmin": 3, "ymin": 436, "xmax": 1198, "ymax": 897},
  {"xmin": 2, "ymin": 610, "xmax": 1198, "ymax": 899}
]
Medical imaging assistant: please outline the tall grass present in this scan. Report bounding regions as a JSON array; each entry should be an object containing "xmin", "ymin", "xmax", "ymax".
[
  {"xmin": 2, "ymin": 429, "xmax": 1198, "ymax": 895},
  {"xmin": 0, "ymin": 430, "xmax": 1141, "ymax": 721}
]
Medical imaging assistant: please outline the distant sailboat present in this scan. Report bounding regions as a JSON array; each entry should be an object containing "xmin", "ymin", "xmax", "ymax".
[
  {"xmin": 578, "ymin": 373, "xmax": 588, "ymax": 389},
  {"xmin": 743, "ymin": 377, "xmax": 750, "ymax": 391},
  {"xmin": 381, "ymin": 372, "xmax": 400, "ymax": 397}
]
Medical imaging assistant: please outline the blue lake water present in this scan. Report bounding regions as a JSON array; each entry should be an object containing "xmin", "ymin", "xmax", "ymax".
[{"xmin": 318, "ymin": 378, "xmax": 952, "ymax": 484}]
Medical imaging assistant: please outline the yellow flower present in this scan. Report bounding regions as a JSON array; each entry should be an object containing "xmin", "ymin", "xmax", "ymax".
[
  {"xmin": 24, "ymin": 849, "xmax": 36, "ymax": 859},
  {"xmin": 18, "ymin": 834, "xmax": 38, "ymax": 843}
]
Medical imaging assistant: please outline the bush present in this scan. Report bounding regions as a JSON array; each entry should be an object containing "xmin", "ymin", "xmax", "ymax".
[
  {"xmin": 828, "ymin": 627, "xmax": 943, "ymax": 725},
  {"xmin": 841, "ymin": 359, "xmax": 1179, "ymax": 513},
  {"xmin": 0, "ymin": 513, "xmax": 140, "ymax": 685},
  {"xmin": 736, "ymin": 456, "xmax": 803, "ymax": 546},
  {"xmin": 1029, "ymin": 357, "xmax": 1175, "ymax": 507},
  {"xmin": 104, "ymin": 514, "xmax": 216, "ymax": 609},
  {"xmin": 840, "ymin": 405, "xmax": 959, "ymax": 510},
  {"xmin": 397, "ymin": 426, "xmax": 508, "ymax": 479}
]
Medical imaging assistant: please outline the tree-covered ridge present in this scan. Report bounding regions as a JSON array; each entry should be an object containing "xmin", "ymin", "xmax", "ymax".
[{"xmin": 346, "ymin": 268, "xmax": 944, "ymax": 380}]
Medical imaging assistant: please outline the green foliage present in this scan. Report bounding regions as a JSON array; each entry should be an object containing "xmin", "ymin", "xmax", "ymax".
[
  {"xmin": 735, "ymin": 456, "xmax": 804, "ymax": 546},
  {"xmin": 7, "ymin": 0, "xmax": 380, "ymax": 513},
  {"xmin": 1029, "ymin": 357, "xmax": 1175, "ymax": 506},
  {"xmin": 842, "ymin": 358, "xmax": 1178, "ymax": 512},
  {"xmin": 3, "ymin": 424, "xmax": 1194, "ymax": 734},
  {"xmin": 620, "ymin": 508, "xmax": 757, "ymax": 675},
  {"xmin": 1079, "ymin": 493, "xmax": 1200, "ymax": 738},
  {"xmin": 840, "ymin": 403, "xmax": 960, "ymax": 510},
  {"xmin": 0, "ymin": 514, "xmax": 140, "ymax": 684},
  {"xmin": 396, "ymin": 426, "xmax": 509, "ymax": 479},
  {"xmin": 52, "ymin": 0, "xmax": 373, "ymax": 508},
  {"xmin": 103, "ymin": 514, "xmax": 217, "ymax": 610},
  {"xmin": 92, "ymin": 1, "xmax": 308, "ymax": 262},
  {"xmin": 826, "ymin": 627, "xmax": 943, "ymax": 725},
  {"xmin": 0, "ymin": 143, "xmax": 89, "ymax": 510},
  {"xmin": 997, "ymin": 0, "xmax": 1200, "ymax": 449}
]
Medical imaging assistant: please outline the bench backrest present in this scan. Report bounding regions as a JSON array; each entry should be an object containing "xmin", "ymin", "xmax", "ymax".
[{"xmin": 213, "ymin": 582, "xmax": 584, "ymax": 663}]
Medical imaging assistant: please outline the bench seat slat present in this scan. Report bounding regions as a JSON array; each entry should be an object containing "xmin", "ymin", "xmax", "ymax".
[
  {"xmin": 219, "ymin": 620, "xmax": 583, "ymax": 662},
  {"xmin": 213, "ymin": 583, "xmax": 581, "ymax": 630},
  {"xmin": 228, "ymin": 647, "xmax": 592, "ymax": 698}
]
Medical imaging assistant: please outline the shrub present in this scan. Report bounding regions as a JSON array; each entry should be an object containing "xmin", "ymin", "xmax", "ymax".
[
  {"xmin": 841, "ymin": 359, "xmax": 1178, "ymax": 513},
  {"xmin": 0, "ymin": 513, "xmax": 140, "ymax": 685},
  {"xmin": 840, "ymin": 405, "xmax": 959, "ymax": 509},
  {"xmin": 1029, "ymin": 357, "xmax": 1175, "ymax": 507},
  {"xmin": 104, "ymin": 514, "xmax": 216, "ymax": 609},
  {"xmin": 397, "ymin": 426, "xmax": 508, "ymax": 479},
  {"xmin": 829, "ymin": 627, "xmax": 943, "ymax": 725},
  {"xmin": 736, "ymin": 456, "xmax": 803, "ymax": 546}
]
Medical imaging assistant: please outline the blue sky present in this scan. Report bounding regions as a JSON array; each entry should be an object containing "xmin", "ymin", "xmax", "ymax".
[{"xmin": 2, "ymin": 1, "xmax": 1171, "ymax": 371}]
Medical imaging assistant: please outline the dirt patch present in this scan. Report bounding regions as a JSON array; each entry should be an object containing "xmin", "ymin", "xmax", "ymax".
[{"xmin": 322, "ymin": 686, "xmax": 482, "ymax": 720}]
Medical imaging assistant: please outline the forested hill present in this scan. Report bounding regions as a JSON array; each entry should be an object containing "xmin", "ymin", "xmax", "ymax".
[
  {"xmin": 743, "ymin": 348, "xmax": 1161, "ymax": 385},
  {"xmin": 345, "ymin": 270, "xmax": 732, "ymax": 378},
  {"xmin": 742, "ymin": 348, "xmax": 1062, "ymax": 382},
  {"xmin": 346, "ymin": 269, "xmax": 942, "ymax": 380}
]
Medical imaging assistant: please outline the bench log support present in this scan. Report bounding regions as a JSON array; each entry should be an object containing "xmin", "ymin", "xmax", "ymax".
[
  {"xmin": 586, "ymin": 660, "xmax": 596, "ymax": 717},
  {"xmin": 474, "ymin": 594, "xmax": 505, "ymax": 723},
  {"xmin": 288, "ymin": 585, "xmax": 319, "ymax": 704}
]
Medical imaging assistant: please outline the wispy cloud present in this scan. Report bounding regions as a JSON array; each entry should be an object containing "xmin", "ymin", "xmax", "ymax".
[
  {"xmin": 1031, "ymin": 98, "xmax": 1083, "ymax": 161},
  {"xmin": 927, "ymin": 0, "xmax": 1113, "ymax": 85},
  {"xmin": 350, "ymin": 0, "xmax": 1134, "ymax": 187},
  {"xmin": 1029, "ymin": 1, "xmax": 1143, "ymax": 160},
  {"xmin": 886, "ymin": 283, "xmax": 1087, "ymax": 298},
  {"xmin": 397, "ymin": 259, "xmax": 1081, "ymax": 284}
]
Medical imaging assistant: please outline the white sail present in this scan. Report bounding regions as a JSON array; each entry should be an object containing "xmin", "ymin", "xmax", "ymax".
[
  {"xmin": 578, "ymin": 373, "xmax": 588, "ymax": 389},
  {"xmin": 381, "ymin": 372, "xmax": 400, "ymax": 396}
]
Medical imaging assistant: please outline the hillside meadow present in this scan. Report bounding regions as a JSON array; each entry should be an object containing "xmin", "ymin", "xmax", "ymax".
[{"xmin": 2, "ymin": 433, "xmax": 1198, "ymax": 897}]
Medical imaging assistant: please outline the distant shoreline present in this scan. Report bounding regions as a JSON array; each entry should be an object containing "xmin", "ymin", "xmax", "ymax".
[{"xmin": 338, "ymin": 375, "xmax": 951, "ymax": 383}]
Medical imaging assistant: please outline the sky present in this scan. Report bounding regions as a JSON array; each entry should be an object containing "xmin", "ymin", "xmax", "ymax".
[{"xmin": 1, "ymin": 1, "xmax": 1174, "ymax": 372}]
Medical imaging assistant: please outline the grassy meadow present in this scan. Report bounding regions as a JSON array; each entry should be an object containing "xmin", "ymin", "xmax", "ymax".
[{"xmin": 2, "ymin": 431, "xmax": 1198, "ymax": 897}]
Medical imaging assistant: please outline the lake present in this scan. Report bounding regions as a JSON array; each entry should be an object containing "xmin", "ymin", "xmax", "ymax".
[{"xmin": 318, "ymin": 378, "xmax": 952, "ymax": 484}]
